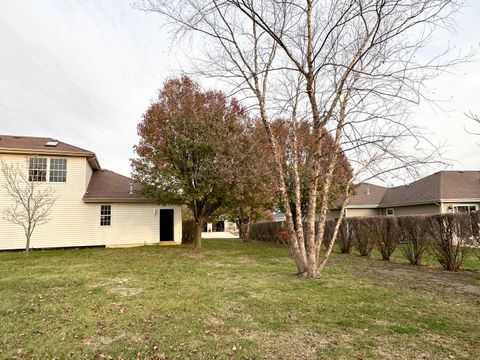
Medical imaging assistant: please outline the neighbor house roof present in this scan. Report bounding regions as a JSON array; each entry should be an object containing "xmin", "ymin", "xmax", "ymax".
[
  {"xmin": 0, "ymin": 135, "xmax": 100, "ymax": 169},
  {"xmin": 348, "ymin": 183, "xmax": 388, "ymax": 207},
  {"xmin": 381, "ymin": 171, "xmax": 480, "ymax": 206},
  {"xmin": 332, "ymin": 183, "xmax": 388, "ymax": 209},
  {"xmin": 342, "ymin": 171, "xmax": 480, "ymax": 209},
  {"xmin": 83, "ymin": 170, "xmax": 154, "ymax": 203},
  {"xmin": 437, "ymin": 171, "xmax": 480, "ymax": 200}
]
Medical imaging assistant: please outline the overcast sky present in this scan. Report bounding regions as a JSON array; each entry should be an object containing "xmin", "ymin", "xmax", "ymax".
[{"xmin": 0, "ymin": 1, "xmax": 479, "ymax": 183}]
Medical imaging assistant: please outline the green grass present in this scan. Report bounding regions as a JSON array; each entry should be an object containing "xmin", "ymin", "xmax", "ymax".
[{"xmin": 0, "ymin": 240, "xmax": 479, "ymax": 359}]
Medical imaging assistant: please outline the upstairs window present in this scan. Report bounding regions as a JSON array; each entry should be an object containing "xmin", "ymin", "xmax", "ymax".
[
  {"xmin": 28, "ymin": 157, "xmax": 47, "ymax": 182},
  {"xmin": 49, "ymin": 159, "xmax": 67, "ymax": 182},
  {"xmin": 100, "ymin": 205, "xmax": 111, "ymax": 226}
]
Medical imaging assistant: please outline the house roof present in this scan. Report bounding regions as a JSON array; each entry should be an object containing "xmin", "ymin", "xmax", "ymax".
[
  {"xmin": 0, "ymin": 135, "xmax": 100, "ymax": 169},
  {"xmin": 348, "ymin": 183, "xmax": 388, "ymax": 206},
  {"xmin": 1, "ymin": 135, "xmax": 155, "ymax": 204},
  {"xmin": 344, "ymin": 171, "xmax": 480, "ymax": 208},
  {"xmin": 381, "ymin": 171, "xmax": 480, "ymax": 206},
  {"xmin": 83, "ymin": 170, "xmax": 154, "ymax": 203},
  {"xmin": 438, "ymin": 171, "xmax": 480, "ymax": 200}
]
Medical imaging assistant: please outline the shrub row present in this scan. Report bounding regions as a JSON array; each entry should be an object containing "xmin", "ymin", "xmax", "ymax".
[
  {"xmin": 182, "ymin": 219, "xmax": 196, "ymax": 244},
  {"xmin": 244, "ymin": 221, "xmax": 288, "ymax": 244},
  {"xmin": 247, "ymin": 212, "xmax": 480, "ymax": 271}
]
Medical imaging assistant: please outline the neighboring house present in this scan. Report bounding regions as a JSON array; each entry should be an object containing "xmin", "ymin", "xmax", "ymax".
[
  {"xmin": 202, "ymin": 220, "xmax": 237, "ymax": 233},
  {"xmin": 272, "ymin": 212, "xmax": 287, "ymax": 222},
  {"xmin": 202, "ymin": 219, "xmax": 239, "ymax": 239},
  {"xmin": 0, "ymin": 135, "xmax": 182, "ymax": 250},
  {"xmin": 328, "ymin": 171, "xmax": 480, "ymax": 219}
]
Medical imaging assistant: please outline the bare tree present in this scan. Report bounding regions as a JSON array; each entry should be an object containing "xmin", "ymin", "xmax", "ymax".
[
  {"xmin": 139, "ymin": 0, "xmax": 471, "ymax": 278},
  {"xmin": 465, "ymin": 111, "xmax": 480, "ymax": 145},
  {"xmin": 1, "ymin": 160, "xmax": 56, "ymax": 254}
]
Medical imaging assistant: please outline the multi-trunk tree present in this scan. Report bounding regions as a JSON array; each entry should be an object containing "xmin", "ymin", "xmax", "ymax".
[
  {"xmin": 271, "ymin": 119, "xmax": 352, "ymax": 230},
  {"xmin": 132, "ymin": 76, "xmax": 253, "ymax": 249},
  {"xmin": 142, "ymin": 0, "xmax": 469, "ymax": 278}
]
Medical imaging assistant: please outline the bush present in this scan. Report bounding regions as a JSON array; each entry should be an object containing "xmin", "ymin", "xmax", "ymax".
[
  {"xmin": 248, "ymin": 221, "xmax": 287, "ymax": 244},
  {"xmin": 181, "ymin": 220, "xmax": 195, "ymax": 244},
  {"xmin": 322, "ymin": 220, "xmax": 334, "ymax": 250},
  {"xmin": 320, "ymin": 220, "xmax": 339, "ymax": 250},
  {"xmin": 470, "ymin": 211, "xmax": 480, "ymax": 259},
  {"xmin": 350, "ymin": 217, "xmax": 376, "ymax": 257},
  {"xmin": 331, "ymin": 219, "xmax": 353, "ymax": 254},
  {"xmin": 373, "ymin": 216, "xmax": 402, "ymax": 261},
  {"xmin": 397, "ymin": 216, "xmax": 430, "ymax": 265},
  {"xmin": 426, "ymin": 213, "xmax": 473, "ymax": 271}
]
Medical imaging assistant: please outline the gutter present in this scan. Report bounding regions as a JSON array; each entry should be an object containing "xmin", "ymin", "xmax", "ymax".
[
  {"xmin": 82, "ymin": 197, "xmax": 156, "ymax": 204},
  {"xmin": 0, "ymin": 148, "xmax": 101, "ymax": 170},
  {"xmin": 0, "ymin": 148, "xmax": 94, "ymax": 157},
  {"xmin": 87, "ymin": 154, "xmax": 101, "ymax": 170}
]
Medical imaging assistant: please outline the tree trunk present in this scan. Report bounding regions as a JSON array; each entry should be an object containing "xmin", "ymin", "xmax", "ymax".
[
  {"xmin": 305, "ymin": 262, "xmax": 320, "ymax": 278},
  {"xmin": 193, "ymin": 221, "xmax": 203, "ymax": 249},
  {"xmin": 241, "ymin": 223, "xmax": 252, "ymax": 242},
  {"xmin": 25, "ymin": 234, "xmax": 30, "ymax": 255}
]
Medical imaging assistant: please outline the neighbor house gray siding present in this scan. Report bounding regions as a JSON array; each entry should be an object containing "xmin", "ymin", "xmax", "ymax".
[{"xmin": 381, "ymin": 203, "xmax": 440, "ymax": 216}]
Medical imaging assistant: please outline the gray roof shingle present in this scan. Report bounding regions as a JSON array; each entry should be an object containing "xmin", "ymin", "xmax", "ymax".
[
  {"xmin": 348, "ymin": 183, "xmax": 388, "ymax": 206},
  {"xmin": 83, "ymin": 170, "xmax": 153, "ymax": 203},
  {"xmin": 381, "ymin": 171, "xmax": 480, "ymax": 206},
  {"xmin": 0, "ymin": 134, "xmax": 100, "ymax": 169},
  {"xmin": 346, "ymin": 171, "xmax": 480, "ymax": 208},
  {"xmin": 0, "ymin": 135, "xmax": 93, "ymax": 155}
]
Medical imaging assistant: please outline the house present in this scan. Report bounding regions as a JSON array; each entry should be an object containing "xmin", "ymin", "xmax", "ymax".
[
  {"xmin": 200, "ymin": 219, "xmax": 239, "ymax": 239},
  {"xmin": 202, "ymin": 220, "xmax": 237, "ymax": 233},
  {"xmin": 0, "ymin": 135, "xmax": 182, "ymax": 250},
  {"xmin": 328, "ymin": 171, "xmax": 480, "ymax": 219}
]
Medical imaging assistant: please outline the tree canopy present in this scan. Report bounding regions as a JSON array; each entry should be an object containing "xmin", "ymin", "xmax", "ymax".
[{"xmin": 132, "ymin": 76, "xmax": 254, "ymax": 248}]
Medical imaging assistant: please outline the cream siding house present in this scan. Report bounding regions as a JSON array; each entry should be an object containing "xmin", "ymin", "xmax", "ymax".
[
  {"xmin": 329, "ymin": 171, "xmax": 480, "ymax": 219},
  {"xmin": 0, "ymin": 135, "xmax": 181, "ymax": 250}
]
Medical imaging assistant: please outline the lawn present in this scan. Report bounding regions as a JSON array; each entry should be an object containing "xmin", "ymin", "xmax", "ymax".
[{"xmin": 0, "ymin": 240, "xmax": 479, "ymax": 359}]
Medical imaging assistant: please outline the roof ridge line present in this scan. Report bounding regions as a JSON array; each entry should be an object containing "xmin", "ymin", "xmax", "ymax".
[{"xmin": 100, "ymin": 169, "xmax": 134, "ymax": 181}]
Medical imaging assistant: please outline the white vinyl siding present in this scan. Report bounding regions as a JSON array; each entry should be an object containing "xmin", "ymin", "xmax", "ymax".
[
  {"xmin": 0, "ymin": 153, "xmax": 182, "ymax": 250},
  {"xmin": 85, "ymin": 161, "xmax": 93, "ymax": 192}
]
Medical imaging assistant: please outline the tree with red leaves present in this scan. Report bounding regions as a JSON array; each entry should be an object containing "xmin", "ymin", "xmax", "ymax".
[{"xmin": 132, "ymin": 76, "xmax": 250, "ymax": 249}]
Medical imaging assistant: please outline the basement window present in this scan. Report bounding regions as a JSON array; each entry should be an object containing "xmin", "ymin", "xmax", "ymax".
[
  {"xmin": 28, "ymin": 157, "xmax": 47, "ymax": 182},
  {"xmin": 49, "ymin": 159, "xmax": 67, "ymax": 182},
  {"xmin": 100, "ymin": 205, "xmax": 111, "ymax": 226}
]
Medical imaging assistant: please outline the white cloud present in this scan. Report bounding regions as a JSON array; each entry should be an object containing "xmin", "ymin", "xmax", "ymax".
[{"xmin": 0, "ymin": 0, "xmax": 478, "ymax": 180}]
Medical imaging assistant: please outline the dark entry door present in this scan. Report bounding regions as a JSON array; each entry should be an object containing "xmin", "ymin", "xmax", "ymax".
[{"xmin": 160, "ymin": 209, "xmax": 174, "ymax": 242}]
